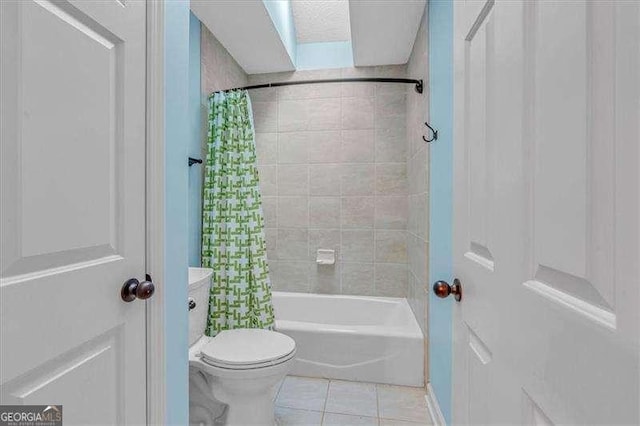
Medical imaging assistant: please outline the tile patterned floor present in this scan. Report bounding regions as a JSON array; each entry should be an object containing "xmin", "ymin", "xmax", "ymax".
[{"xmin": 274, "ymin": 376, "xmax": 433, "ymax": 426}]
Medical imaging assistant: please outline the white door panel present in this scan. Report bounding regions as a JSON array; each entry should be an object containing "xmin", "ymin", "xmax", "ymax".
[
  {"xmin": 1, "ymin": 1, "xmax": 147, "ymax": 424},
  {"xmin": 453, "ymin": 0, "xmax": 639, "ymax": 424}
]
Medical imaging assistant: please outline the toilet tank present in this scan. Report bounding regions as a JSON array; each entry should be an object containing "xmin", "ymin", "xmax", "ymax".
[{"xmin": 188, "ymin": 267, "xmax": 213, "ymax": 346}]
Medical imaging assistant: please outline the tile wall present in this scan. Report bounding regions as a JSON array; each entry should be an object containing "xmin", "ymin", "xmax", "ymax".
[
  {"xmin": 248, "ymin": 67, "xmax": 410, "ymax": 297},
  {"xmin": 201, "ymin": 25, "xmax": 248, "ymax": 94},
  {"xmin": 405, "ymin": 8, "xmax": 430, "ymax": 385}
]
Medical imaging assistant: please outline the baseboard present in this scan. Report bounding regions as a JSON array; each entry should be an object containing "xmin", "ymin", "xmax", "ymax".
[{"xmin": 425, "ymin": 383, "xmax": 447, "ymax": 426}]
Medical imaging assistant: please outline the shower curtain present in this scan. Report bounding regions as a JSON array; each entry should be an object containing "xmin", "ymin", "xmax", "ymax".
[{"xmin": 201, "ymin": 90, "xmax": 274, "ymax": 336}]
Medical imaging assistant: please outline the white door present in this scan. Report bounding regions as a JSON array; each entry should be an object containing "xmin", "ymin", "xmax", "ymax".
[
  {"xmin": 452, "ymin": 0, "xmax": 639, "ymax": 424},
  {"xmin": 1, "ymin": 1, "xmax": 148, "ymax": 425}
]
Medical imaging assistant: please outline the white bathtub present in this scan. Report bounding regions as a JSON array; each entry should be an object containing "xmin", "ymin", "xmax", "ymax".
[{"xmin": 272, "ymin": 292, "xmax": 424, "ymax": 387}]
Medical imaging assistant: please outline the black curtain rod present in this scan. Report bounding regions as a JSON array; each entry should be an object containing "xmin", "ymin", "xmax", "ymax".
[{"xmin": 222, "ymin": 78, "xmax": 423, "ymax": 94}]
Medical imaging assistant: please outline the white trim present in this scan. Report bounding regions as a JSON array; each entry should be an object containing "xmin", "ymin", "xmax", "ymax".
[
  {"xmin": 426, "ymin": 383, "xmax": 447, "ymax": 426},
  {"xmin": 145, "ymin": 1, "xmax": 165, "ymax": 425}
]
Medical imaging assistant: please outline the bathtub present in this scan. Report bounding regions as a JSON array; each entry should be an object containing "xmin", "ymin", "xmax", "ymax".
[{"xmin": 272, "ymin": 292, "xmax": 424, "ymax": 387}]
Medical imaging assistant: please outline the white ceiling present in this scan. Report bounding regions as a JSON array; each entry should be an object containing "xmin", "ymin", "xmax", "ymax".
[
  {"xmin": 191, "ymin": 0, "xmax": 426, "ymax": 74},
  {"xmin": 349, "ymin": 0, "xmax": 426, "ymax": 66},
  {"xmin": 190, "ymin": 0, "xmax": 295, "ymax": 75},
  {"xmin": 291, "ymin": 0, "xmax": 351, "ymax": 43}
]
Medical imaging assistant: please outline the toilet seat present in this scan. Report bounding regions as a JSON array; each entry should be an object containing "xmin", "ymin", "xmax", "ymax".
[{"xmin": 199, "ymin": 329, "xmax": 296, "ymax": 370}]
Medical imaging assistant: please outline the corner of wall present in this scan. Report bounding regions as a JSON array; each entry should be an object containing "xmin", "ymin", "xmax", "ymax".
[
  {"xmin": 189, "ymin": 12, "xmax": 203, "ymax": 267},
  {"xmin": 165, "ymin": 1, "xmax": 190, "ymax": 424}
]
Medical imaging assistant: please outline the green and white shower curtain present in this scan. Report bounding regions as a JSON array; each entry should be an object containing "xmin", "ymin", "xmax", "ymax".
[{"xmin": 201, "ymin": 90, "xmax": 274, "ymax": 336}]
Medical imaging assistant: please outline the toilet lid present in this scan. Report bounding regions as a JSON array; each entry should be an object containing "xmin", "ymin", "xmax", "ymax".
[{"xmin": 200, "ymin": 329, "xmax": 296, "ymax": 368}]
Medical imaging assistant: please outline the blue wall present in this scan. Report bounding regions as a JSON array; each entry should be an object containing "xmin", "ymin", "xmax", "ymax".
[
  {"xmin": 165, "ymin": 1, "xmax": 190, "ymax": 424},
  {"xmin": 428, "ymin": 0, "xmax": 454, "ymax": 424},
  {"xmin": 296, "ymin": 41, "xmax": 354, "ymax": 70},
  {"xmin": 188, "ymin": 12, "xmax": 202, "ymax": 267}
]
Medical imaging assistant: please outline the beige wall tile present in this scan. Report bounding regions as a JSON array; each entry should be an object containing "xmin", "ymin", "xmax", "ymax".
[
  {"xmin": 247, "ymin": 87, "xmax": 276, "ymax": 102},
  {"xmin": 341, "ymin": 82, "xmax": 375, "ymax": 98},
  {"xmin": 407, "ymin": 195, "xmax": 419, "ymax": 236},
  {"xmin": 375, "ymin": 196, "xmax": 408, "ymax": 229},
  {"xmin": 278, "ymin": 100, "xmax": 309, "ymax": 132},
  {"xmin": 342, "ymin": 230, "xmax": 374, "ymax": 262},
  {"xmin": 309, "ymin": 262, "xmax": 340, "ymax": 294},
  {"xmin": 307, "ymin": 131, "xmax": 342, "ymax": 163},
  {"xmin": 341, "ymin": 263, "xmax": 374, "ymax": 296},
  {"xmin": 278, "ymin": 197, "xmax": 308, "ymax": 228},
  {"xmin": 270, "ymin": 261, "xmax": 309, "ymax": 293},
  {"xmin": 341, "ymin": 164, "xmax": 375, "ymax": 196},
  {"xmin": 375, "ymin": 230, "xmax": 408, "ymax": 263},
  {"xmin": 277, "ymin": 229, "xmax": 308, "ymax": 260},
  {"xmin": 416, "ymin": 194, "xmax": 429, "ymax": 241},
  {"xmin": 262, "ymin": 196, "xmax": 277, "ymax": 228},
  {"xmin": 243, "ymin": 67, "xmax": 418, "ymax": 297},
  {"xmin": 403, "ymin": 5, "xmax": 430, "ymax": 331},
  {"xmin": 200, "ymin": 25, "xmax": 247, "ymax": 94},
  {"xmin": 341, "ymin": 197, "xmax": 375, "ymax": 229},
  {"xmin": 309, "ymin": 164, "xmax": 341, "ymax": 196},
  {"xmin": 376, "ymin": 127, "xmax": 407, "ymax": 163},
  {"xmin": 308, "ymin": 98, "xmax": 342, "ymax": 130},
  {"xmin": 375, "ymin": 263, "xmax": 408, "ymax": 297},
  {"xmin": 265, "ymin": 228, "xmax": 278, "ymax": 261},
  {"xmin": 342, "ymin": 97, "xmax": 374, "ymax": 130},
  {"xmin": 255, "ymin": 132, "xmax": 278, "ymax": 164},
  {"xmin": 258, "ymin": 165, "xmax": 277, "ymax": 196},
  {"xmin": 375, "ymin": 65, "xmax": 407, "ymax": 85},
  {"xmin": 376, "ymin": 164, "xmax": 408, "ymax": 195},
  {"xmin": 376, "ymin": 93, "xmax": 407, "ymax": 121},
  {"xmin": 278, "ymin": 82, "xmax": 342, "ymax": 100},
  {"xmin": 309, "ymin": 197, "xmax": 340, "ymax": 229},
  {"xmin": 341, "ymin": 130, "xmax": 375, "ymax": 163},
  {"xmin": 280, "ymin": 99, "xmax": 341, "ymax": 132},
  {"xmin": 253, "ymin": 101, "xmax": 278, "ymax": 133},
  {"xmin": 278, "ymin": 165, "xmax": 308, "ymax": 196},
  {"xmin": 376, "ymin": 114, "xmax": 406, "ymax": 130},
  {"xmin": 278, "ymin": 132, "xmax": 309, "ymax": 163}
]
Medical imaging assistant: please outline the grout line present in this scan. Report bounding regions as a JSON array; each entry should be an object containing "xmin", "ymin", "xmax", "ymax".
[
  {"xmin": 375, "ymin": 382, "xmax": 381, "ymax": 419},
  {"xmin": 320, "ymin": 379, "xmax": 332, "ymax": 425}
]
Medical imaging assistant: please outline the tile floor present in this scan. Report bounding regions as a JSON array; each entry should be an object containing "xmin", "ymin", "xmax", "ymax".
[{"xmin": 274, "ymin": 376, "xmax": 433, "ymax": 426}]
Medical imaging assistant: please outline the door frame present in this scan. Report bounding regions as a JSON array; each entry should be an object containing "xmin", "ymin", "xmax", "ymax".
[{"xmin": 146, "ymin": 1, "xmax": 167, "ymax": 424}]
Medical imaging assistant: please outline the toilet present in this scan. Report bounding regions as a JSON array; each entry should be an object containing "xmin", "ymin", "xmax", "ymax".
[{"xmin": 188, "ymin": 267, "xmax": 296, "ymax": 426}]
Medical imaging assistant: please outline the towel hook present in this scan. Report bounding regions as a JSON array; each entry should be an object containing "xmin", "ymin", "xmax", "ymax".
[
  {"xmin": 423, "ymin": 122, "xmax": 438, "ymax": 143},
  {"xmin": 188, "ymin": 157, "xmax": 203, "ymax": 167}
]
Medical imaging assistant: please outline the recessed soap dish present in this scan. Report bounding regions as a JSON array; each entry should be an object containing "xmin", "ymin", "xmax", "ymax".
[{"xmin": 316, "ymin": 249, "xmax": 335, "ymax": 265}]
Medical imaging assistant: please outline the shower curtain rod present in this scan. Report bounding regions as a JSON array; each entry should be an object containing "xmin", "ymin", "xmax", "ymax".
[{"xmin": 222, "ymin": 77, "xmax": 424, "ymax": 94}]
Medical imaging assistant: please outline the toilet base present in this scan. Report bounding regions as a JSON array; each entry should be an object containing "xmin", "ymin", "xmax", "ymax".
[
  {"xmin": 212, "ymin": 375, "xmax": 280, "ymax": 426},
  {"xmin": 189, "ymin": 353, "xmax": 294, "ymax": 426}
]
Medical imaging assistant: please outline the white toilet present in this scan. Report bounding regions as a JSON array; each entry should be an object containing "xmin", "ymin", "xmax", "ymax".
[{"xmin": 188, "ymin": 267, "xmax": 296, "ymax": 426}]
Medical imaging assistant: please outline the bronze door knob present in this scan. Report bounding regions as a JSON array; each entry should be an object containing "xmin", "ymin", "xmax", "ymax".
[
  {"xmin": 121, "ymin": 278, "xmax": 155, "ymax": 302},
  {"xmin": 433, "ymin": 278, "xmax": 462, "ymax": 302}
]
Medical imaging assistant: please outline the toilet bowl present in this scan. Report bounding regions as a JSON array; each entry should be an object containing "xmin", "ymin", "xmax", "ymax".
[{"xmin": 188, "ymin": 267, "xmax": 296, "ymax": 426}]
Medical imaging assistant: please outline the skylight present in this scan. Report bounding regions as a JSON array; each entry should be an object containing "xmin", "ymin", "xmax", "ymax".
[{"xmin": 291, "ymin": 0, "xmax": 351, "ymax": 44}]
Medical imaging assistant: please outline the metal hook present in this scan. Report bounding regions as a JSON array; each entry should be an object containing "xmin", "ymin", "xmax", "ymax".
[
  {"xmin": 188, "ymin": 157, "xmax": 203, "ymax": 167},
  {"xmin": 423, "ymin": 122, "xmax": 438, "ymax": 143}
]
